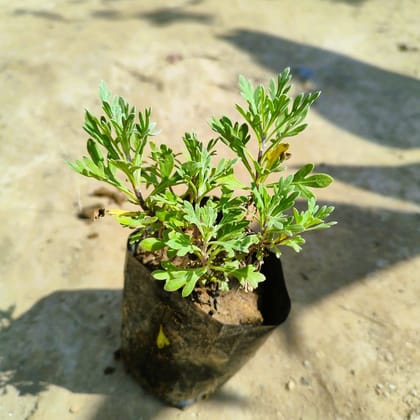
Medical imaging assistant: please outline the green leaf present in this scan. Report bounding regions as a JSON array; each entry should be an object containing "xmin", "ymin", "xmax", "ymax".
[
  {"xmin": 282, "ymin": 236, "xmax": 305, "ymax": 252},
  {"xmin": 140, "ymin": 237, "xmax": 166, "ymax": 251},
  {"xmin": 181, "ymin": 267, "xmax": 207, "ymax": 297},
  {"xmin": 153, "ymin": 265, "xmax": 206, "ymax": 296},
  {"xmin": 292, "ymin": 164, "xmax": 334, "ymax": 198},
  {"xmin": 110, "ymin": 159, "xmax": 140, "ymax": 180},
  {"xmin": 165, "ymin": 232, "xmax": 200, "ymax": 257},
  {"xmin": 303, "ymin": 173, "xmax": 334, "ymax": 188},
  {"xmin": 232, "ymin": 265, "xmax": 266, "ymax": 288},
  {"xmin": 114, "ymin": 214, "xmax": 157, "ymax": 229},
  {"xmin": 86, "ymin": 138, "xmax": 104, "ymax": 165},
  {"xmin": 152, "ymin": 270, "xmax": 170, "ymax": 281},
  {"xmin": 285, "ymin": 123, "xmax": 308, "ymax": 137},
  {"xmin": 164, "ymin": 276, "xmax": 186, "ymax": 292},
  {"xmin": 293, "ymin": 163, "xmax": 314, "ymax": 181},
  {"xmin": 238, "ymin": 75, "xmax": 256, "ymax": 111},
  {"xmin": 99, "ymin": 80, "xmax": 111, "ymax": 103},
  {"xmin": 217, "ymin": 174, "xmax": 245, "ymax": 190},
  {"xmin": 183, "ymin": 201, "xmax": 202, "ymax": 227}
]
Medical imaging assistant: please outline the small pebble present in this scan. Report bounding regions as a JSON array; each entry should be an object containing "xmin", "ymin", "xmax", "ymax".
[
  {"xmin": 384, "ymin": 352, "xmax": 394, "ymax": 362},
  {"xmin": 388, "ymin": 383, "xmax": 397, "ymax": 392},
  {"xmin": 303, "ymin": 360, "xmax": 311, "ymax": 368},
  {"xmin": 69, "ymin": 406, "xmax": 79, "ymax": 414},
  {"xmin": 410, "ymin": 389, "xmax": 419, "ymax": 398},
  {"xmin": 300, "ymin": 376, "xmax": 312, "ymax": 386},
  {"xmin": 375, "ymin": 383, "xmax": 391, "ymax": 398},
  {"xmin": 375, "ymin": 383, "xmax": 384, "ymax": 395},
  {"xmin": 286, "ymin": 379, "xmax": 296, "ymax": 391}
]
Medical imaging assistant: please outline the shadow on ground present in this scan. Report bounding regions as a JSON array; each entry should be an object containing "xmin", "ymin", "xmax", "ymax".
[
  {"xmin": 280, "ymin": 202, "xmax": 419, "ymax": 305},
  {"xmin": 12, "ymin": 3, "xmax": 213, "ymax": 26},
  {"xmin": 316, "ymin": 163, "xmax": 420, "ymax": 204},
  {"xmin": 0, "ymin": 290, "xmax": 248, "ymax": 418},
  {"xmin": 328, "ymin": 0, "xmax": 367, "ymax": 4},
  {"xmin": 220, "ymin": 29, "xmax": 420, "ymax": 149},
  {"xmin": 12, "ymin": 8, "xmax": 70, "ymax": 22},
  {"xmin": 1, "ymin": 203, "xmax": 418, "ymax": 416}
]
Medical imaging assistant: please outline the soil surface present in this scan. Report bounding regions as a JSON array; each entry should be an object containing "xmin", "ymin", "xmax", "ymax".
[
  {"xmin": 136, "ymin": 246, "xmax": 264, "ymax": 326},
  {"xmin": 1, "ymin": 1, "xmax": 420, "ymax": 419},
  {"xmin": 192, "ymin": 284, "xmax": 263, "ymax": 325}
]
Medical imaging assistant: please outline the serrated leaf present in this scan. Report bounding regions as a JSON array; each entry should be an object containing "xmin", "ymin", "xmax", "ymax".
[
  {"xmin": 166, "ymin": 232, "xmax": 200, "ymax": 256},
  {"xmin": 153, "ymin": 264, "xmax": 206, "ymax": 296},
  {"xmin": 217, "ymin": 174, "xmax": 245, "ymax": 190},
  {"xmin": 238, "ymin": 75, "xmax": 255, "ymax": 109},
  {"xmin": 181, "ymin": 267, "xmax": 206, "ymax": 297},
  {"xmin": 232, "ymin": 265, "xmax": 265, "ymax": 288},
  {"xmin": 283, "ymin": 236, "xmax": 305, "ymax": 252},
  {"xmin": 183, "ymin": 201, "xmax": 202, "ymax": 227}
]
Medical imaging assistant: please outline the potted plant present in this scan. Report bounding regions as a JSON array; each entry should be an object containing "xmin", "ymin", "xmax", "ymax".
[{"xmin": 68, "ymin": 68, "xmax": 336, "ymax": 407}]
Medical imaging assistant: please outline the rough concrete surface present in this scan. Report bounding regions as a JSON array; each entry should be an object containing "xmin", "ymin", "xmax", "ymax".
[{"xmin": 1, "ymin": 0, "xmax": 419, "ymax": 419}]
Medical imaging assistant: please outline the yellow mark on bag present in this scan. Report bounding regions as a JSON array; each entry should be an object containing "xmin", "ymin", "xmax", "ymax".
[{"xmin": 157, "ymin": 325, "xmax": 170, "ymax": 349}]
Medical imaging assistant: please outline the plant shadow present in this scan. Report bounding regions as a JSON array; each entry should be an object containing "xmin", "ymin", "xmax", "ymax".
[
  {"xmin": 12, "ymin": 3, "xmax": 213, "ymax": 26},
  {"xmin": 138, "ymin": 7, "xmax": 214, "ymax": 26},
  {"xmin": 12, "ymin": 8, "xmax": 69, "ymax": 22},
  {"xmin": 0, "ymin": 289, "xmax": 248, "ymax": 418},
  {"xmin": 284, "ymin": 202, "xmax": 419, "ymax": 301},
  {"xmin": 327, "ymin": 0, "xmax": 367, "ymax": 4},
  {"xmin": 279, "ymin": 200, "xmax": 419, "ymax": 351},
  {"xmin": 220, "ymin": 29, "xmax": 420, "ymax": 149},
  {"xmin": 89, "ymin": 4, "xmax": 213, "ymax": 25},
  {"xmin": 315, "ymin": 162, "xmax": 420, "ymax": 205}
]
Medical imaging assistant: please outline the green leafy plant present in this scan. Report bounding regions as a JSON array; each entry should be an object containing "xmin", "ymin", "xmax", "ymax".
[{"xmin": 69, "ymin": 68, "xmax": 336, "ymax": 297}]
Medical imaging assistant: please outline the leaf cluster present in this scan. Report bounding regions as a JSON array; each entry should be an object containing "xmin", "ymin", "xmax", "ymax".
[{"xmin": 69, "ymin": 68, "xmax": 336, "ymax": 297}]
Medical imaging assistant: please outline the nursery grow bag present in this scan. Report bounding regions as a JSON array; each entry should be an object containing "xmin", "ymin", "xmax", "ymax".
[{"xmin": 120, "ymin": 236, "xmax": 291, "ymax": 408}]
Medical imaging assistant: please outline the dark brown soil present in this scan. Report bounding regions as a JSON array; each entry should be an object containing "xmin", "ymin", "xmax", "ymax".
[
  {"xmin": 135, "ymin": 248, "xmax": 263, "ymax": 326},
  {"xmin": 191, "ymin": 285, "xmax": 263, "ymax": 325}
]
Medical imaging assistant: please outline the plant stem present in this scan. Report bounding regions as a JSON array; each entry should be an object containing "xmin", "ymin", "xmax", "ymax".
[
  {"xmin": 134, "ymin": 188, "xmax": 149, "ymax": 212},
  {"xmin": 257, "ymin": 135, "xmax": 266, "ymax": 163}
]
